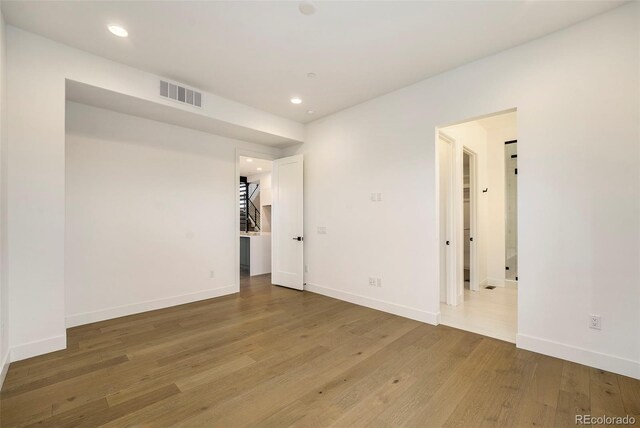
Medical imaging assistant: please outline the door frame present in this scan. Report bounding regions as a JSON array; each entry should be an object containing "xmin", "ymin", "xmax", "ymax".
[
  {"xmin": 463, "ymin": 146, "xmax": 480, "ymax": 292},
  {"xmin": 235, "ymin": 149, "xmax": 279, "ymax": 291},
  {"xmin": 436, "ymin": 131, "xmax": 463, "ymax": 306}
]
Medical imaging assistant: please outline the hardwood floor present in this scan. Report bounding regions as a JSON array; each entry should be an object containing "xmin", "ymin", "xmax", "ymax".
[{"xmin": 1, "ymin": 274, "xmax": 639, "ymax": 427}]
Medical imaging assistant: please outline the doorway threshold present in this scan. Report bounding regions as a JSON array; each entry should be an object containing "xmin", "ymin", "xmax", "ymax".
[{"xmin": 439, "ymin": 285, "xmax": 517, "ymax": 343}]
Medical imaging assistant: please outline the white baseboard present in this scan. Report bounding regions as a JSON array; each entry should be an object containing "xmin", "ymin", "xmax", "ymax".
[
  {"xmin": 487, "ymin": 277, "xmax": 506, "ymax": 287},
  {"xmin": 11, "ymin": 334, "xmax": 67, "ymax": 362},
  {"xmin": 66, "ymin": 285, "xmax": 237, "ymax": 328},
  {"xmin": 517, "ymin": 333, "xmax": 640, "ymax": 380},
  {"xmin": 0, "ymin": 349, "xmax": 10, "ymax": 389},
  {"xmin": 305, "ymin": 283, "xmax": 439, "ymax": 325}
]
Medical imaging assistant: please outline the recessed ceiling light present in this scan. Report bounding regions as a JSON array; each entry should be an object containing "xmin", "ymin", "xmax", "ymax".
[
  {"xmin": 257, "ymin": 167, "xmax": 263, "ymax": 171},
  {"xmin": 307, "ymin": 72, "xmax": 316, "ymax": 78},
  {"xmin": 290, "ymin": 97, "xmax": 302, "ymax": 105},
  {"xmin": 307, "ymin": 110, "xmax": 315, "ymax": 115},
  {"xmin": 246, "ymin": 158, "xmax": 253, "ymax": 162},
  {"xmin": 108, "ymin": 25, "xmax": 128, "ymax": 38},
  {"xmin": 299, "ymin": 1, "xmax": 316, "ymax": 16}
]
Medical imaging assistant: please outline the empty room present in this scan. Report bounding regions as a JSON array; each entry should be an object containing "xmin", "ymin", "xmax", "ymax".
[{"xmin": 0, "ymin": 1, "xmax": 638, "ymax": 427}]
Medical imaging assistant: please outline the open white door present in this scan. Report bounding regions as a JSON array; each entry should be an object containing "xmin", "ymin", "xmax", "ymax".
[{"xmin": 271, "ymin": 155, "xmax": 304, "ymax": 290}]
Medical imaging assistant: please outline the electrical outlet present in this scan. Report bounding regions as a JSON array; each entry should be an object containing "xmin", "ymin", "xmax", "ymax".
[
  {"xmin": 376, "ymin": 193, "xmax": 382, "ymax": 202},
  {"xmin": 370, "ymin": 193, "xmax": 377, "ymax": 202},
  {"xmin": 209, "ymin": 270, "xmax": 215, "ymax": 279},
  {"xmin": 317, "ymin": 226, "xmax": 327, "ymax": 234},
  {"xmin": 589, "ymin": 315, "xmax": 601, "ymax": 330},
  {"xmin": 368, "ymin": 277, "xmax": 382, "ymax": 287}
]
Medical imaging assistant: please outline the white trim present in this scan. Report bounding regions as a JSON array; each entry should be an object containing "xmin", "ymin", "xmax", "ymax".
[
  {"xmin": 11, "ymin": 335, "xmax": 66, "ymax": 362},
  {"xmin": 0, "ymin": 349, "xmax": 10, "ymax": 389},
  {"xmin": 65, "ymin": 285, "xmax": 236, "ymax": 328},
  {"xmin": 517, "ymin": 333, "xmax": 640, "ymax": 380},
  {"xmin": 306, "ymin": 282, "xmax": 440, "ymax": 325},
  {"xmin": 439, "ymin": 132, "xmax": 455, "ymax": 145},
  {"xmin": 437, "ymin": 131, "xmax": 462, "ymax": 307},
  {"xmin": 487, "ymin": 277, "xmax": 507, "ymax": 287}
]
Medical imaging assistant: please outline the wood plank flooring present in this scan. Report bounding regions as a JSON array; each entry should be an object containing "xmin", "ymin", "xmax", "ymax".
[{"xmin": 1, "ymin": 274, "xmax": 639, "ymax": 427}]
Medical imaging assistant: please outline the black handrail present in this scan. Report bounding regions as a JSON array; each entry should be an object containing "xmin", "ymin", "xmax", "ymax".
[
  {"xmin": 248, "ymin": 183, "xmax": 259, "ymax": 201},
  {"xmin": 240, "ymin": 182, "xmax": 261, "ymax": 232},
  {"xmin": 247, "ymin": 199, "xmax": 261, "ymax": 231}
]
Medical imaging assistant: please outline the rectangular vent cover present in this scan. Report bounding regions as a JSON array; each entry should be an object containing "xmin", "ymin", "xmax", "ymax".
[{"xmin": 160, "ymin": 80, "xmax": 202, "ymax": 108}]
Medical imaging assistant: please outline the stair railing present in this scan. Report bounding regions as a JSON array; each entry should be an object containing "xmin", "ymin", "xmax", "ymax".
[{"xmin": 240, "ymin": 182, "xmax": 261, "ymax": 232}]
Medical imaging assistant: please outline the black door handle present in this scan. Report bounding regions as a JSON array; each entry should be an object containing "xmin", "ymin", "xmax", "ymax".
[
  {"xmin": 292, "ymin": 237, "xmax": 303, "ymax": 241},
  {"xmin": 446, "ymin": 241, "xmax": 450, "ymax": 245}
]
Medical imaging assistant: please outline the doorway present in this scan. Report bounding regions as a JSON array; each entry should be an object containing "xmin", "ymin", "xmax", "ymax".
[
  {"xmin": 238, "ymin": 155, "xmax": 273, "ymax": 279},
  {"xmin": 235, "ymin": 151, "xmax": 305, "ymax": 292},
  {"xmin": 463, "ymin": 148, "xmax": 479, "ymax": 293},
  {"xmin": 437, "ymin": 110, "xmax": 518, "ymax": 343},
  {"xmin": 505, "ymin": 141, "xmax": 518, "ymax": 282}
]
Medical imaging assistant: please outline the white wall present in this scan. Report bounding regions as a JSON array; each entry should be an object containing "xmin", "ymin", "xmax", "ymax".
[
  {"xmin": 0, "ymin": 10, "xmax": 9, "ymax": 387},
  {"xmin": 5, "ymin": 27, "xmax": 294, "ymax": 360},
  {"xmin": 294, "ymin": 4, "xmax": 639, "ymax": 378},
  {"xmin": 65, "ymin": 102, "xmax": 280, "ymax": 326},
  {"xmin": 247, "ymin": 172, "xmax": 272, "ymax": 190}
]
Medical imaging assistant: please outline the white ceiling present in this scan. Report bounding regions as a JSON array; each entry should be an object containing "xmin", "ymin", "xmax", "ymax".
[
  {"xmin": 2, "ymin": 1, "xmax": 624, "ymax": 123},
  {"xmin": 239, "ymin": 156, "xmax": 272, "ymax": 178}
]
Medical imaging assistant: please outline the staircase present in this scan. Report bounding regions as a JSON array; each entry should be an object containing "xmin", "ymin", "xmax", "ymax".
[{"xmin": 240, "ymin": 178, "xmax": 261, "ymax": 232}]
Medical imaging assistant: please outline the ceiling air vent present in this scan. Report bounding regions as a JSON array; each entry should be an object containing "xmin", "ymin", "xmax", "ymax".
[{"xmin": 160, "ymin": 80, "xmax": 202, "ymax": 108}]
